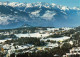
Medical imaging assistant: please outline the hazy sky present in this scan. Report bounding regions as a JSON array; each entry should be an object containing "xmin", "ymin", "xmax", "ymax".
[{"xmin": 1, "ymin": 0, "xmax": 80, "ymax": 7}]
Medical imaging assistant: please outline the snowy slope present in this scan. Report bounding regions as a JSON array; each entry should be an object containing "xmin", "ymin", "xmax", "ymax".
[
  {"xmin": 15, "ymin": 33, "xmax": 51, "ymax": 38},
  {"xmin": 0, "ymin": 2, "xmax": 80, "ymax": 29}
]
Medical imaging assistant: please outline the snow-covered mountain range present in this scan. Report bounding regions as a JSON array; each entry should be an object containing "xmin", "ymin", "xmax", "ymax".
[{"xmin": 0, "ymin": 2, "xmax": 80, "ymax": 29}]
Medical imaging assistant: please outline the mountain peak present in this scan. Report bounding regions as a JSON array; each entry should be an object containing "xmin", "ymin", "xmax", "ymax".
[
  {"xmin": 0, "ymin": 2, "xmax": 80, "ymax": 29},
  {"xmin": 0, "ymin": 2, "xmax": 80, "ymax": 10}
]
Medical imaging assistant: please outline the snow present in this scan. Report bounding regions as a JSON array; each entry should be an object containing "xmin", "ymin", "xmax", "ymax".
[
  {"xmin": 0, "ymin": 14, "xmax": 28, "ymax": 25},
  {"xmin": 3, "ymin": 44, "xmax": 10, "ymax": 49},
  {"xmin": 69, "ymin": 41, "xmax": 73, "ymax": 45},
  {"xmin": 47, "ymin": 27, "xmax": 72, "ymax": 31},
  {"xmin": 0, "ymin": 2, "xmax": 2, "ymax": 5},
  {"xmin": 61, "ymin": 6, "xmax": 69, "ymax": 10},
  {"xmin": 51, "ymin": 3, "xmax": 56, "ymax": 6},
  {"xmin": 26, "ymin": 3, "xmax": 33, "ymax": 7},
  {"xmin": 31, "ymin": 10, "xmax": 40, "ymax": 16},
  {"xmin": 0, "ymin": 15, "xmax": 9, "ymax": 25},
  {"xmin": 15, "ymin": 33, "xmax": 51, "ymax": 38},
  {"xmin": 27, "ymin": 2, "xmax": 51, "ymax": 8},
  {"xmin": 0, "ymin": 2, "xmax": 79, "ymax": 11},
  {"xmin": 3, "ymin": 2, "xmax": 8, "ymax": 5},
  {"xmin": 8, "ymin": 2, "xmax": 18, "ymax": 7},
  {"xmin": 41, "ymin": 10, "xmax": 56, "ymax": 20},
  {"xmin": 17, "ymin": 46, "xmax": 29, "ymax": 50},
  {"xmin": 47, "ymin": 28, "xmax": 59, "ymax": 31},
  {"xmin": 0, "ymin": 15, "xmax": 16, "ymax": 25},
  {"xmin": 0, "ymin": 2, "xmax": 80, "ymax": 28},
  {"xmin": 0, "ymin": 38, "xmax": 12, "ymax": 43},
  {"xmin": 8, "ymin": 2, "xmax": 26, "ymax": 7},
  {"xmin": 41, "ymin": 36, "xmax": 70, "ymax": 41},
  {"xmin": 61, "ymin": 27, "xmax": 72, "ymax": 30},
  {"xmin": 46, "ymin": 43, "xmax": 58, "ymax": 48},
  {"xmin": 73, "ymin": 7, "xmax": 80, "ymax": 10}
]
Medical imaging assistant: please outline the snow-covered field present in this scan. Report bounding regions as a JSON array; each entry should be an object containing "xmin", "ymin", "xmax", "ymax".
[
  {"xmin": 41, "ymin": 36, "xmax": 70, "ymax": 41},
  {"xmin": 15, "ymin": 33, "xmax": 51, "ymax": 38},
  {"xmin": 46, "ymin": 43, "xmax": 58, "ymax": 48},
  {"xmin": 0, "ymin": 38, "xmax": 12, "ymax": 43},
  {"xmin": 47, "ymin": 28, "xmax": 59, "ymax": 31}
]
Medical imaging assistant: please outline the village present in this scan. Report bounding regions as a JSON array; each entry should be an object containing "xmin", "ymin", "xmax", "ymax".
[{"xmin": 0, "ymin": 27, "xmax": 80, "ymax": 57}]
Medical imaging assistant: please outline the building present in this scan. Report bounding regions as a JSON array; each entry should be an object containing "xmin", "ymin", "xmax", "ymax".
[{"xmin": 63, "ymin": 47, "xmax": 80, "ymax": 57}]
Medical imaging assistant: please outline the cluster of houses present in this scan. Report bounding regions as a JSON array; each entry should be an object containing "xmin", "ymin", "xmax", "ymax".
[
  {"xmin": 0, "ymin": 27, "xmax": 73, "ymax": 57},
  {"xmin": 0, "ymin": 43, "xmax": 35, "ymax": 57},
  {"xmin": 0, "ymin": 43, "xmax": 58, "ymax": 57},
  {"xmin": 63, "ymin": 47, "xmax": 80, "ymax": 57}
]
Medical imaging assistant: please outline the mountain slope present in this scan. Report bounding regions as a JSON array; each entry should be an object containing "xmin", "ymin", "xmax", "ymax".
[{"xmin": 0, "ymin": 2, "xmax": 80, "ymax": 29}]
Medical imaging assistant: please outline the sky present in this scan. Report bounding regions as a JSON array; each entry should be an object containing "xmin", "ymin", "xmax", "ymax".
[{"xmin": 0, "ymin": 0, "xmax": 80, "ymax": 7}]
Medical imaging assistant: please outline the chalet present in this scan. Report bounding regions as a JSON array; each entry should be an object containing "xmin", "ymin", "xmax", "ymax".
[{"xmin": 63, "ymin": 47, "xmax": 80, "ymax": 57}]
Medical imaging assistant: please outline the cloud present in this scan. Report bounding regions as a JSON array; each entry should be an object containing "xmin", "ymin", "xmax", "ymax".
[{"xmin": 41, "ymin": 10, "xmax": 56, "ymax": 20}]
